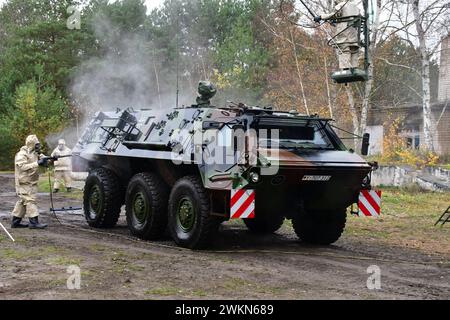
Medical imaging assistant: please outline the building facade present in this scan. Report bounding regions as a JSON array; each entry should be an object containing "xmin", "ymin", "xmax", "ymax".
[
  {"xmin": 438, "ymin": 35, "xmax": 450, "ymax": 102},
  {"xmin": 366, "ymin": 103, "xmax": 449, "ymax": 155},
  {"xmin": 366, "ymin": 34, "xmax": 450, "ymax": 156}
]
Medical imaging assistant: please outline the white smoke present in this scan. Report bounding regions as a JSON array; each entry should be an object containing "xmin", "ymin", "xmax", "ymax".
[
  {"xmin": 71, "ymin": 42, "xmax": 157, "ymax": 111},
  {"xmin": 45, "ymin": 125, "xmax": 80, "ymax": 151},
  {"xmin": 69, "ymin": 13, "xmax": 194, "ymax": 120},
  {"xmin": 44, "ymin": 4, "xmax": 256, "ymax": 153}
]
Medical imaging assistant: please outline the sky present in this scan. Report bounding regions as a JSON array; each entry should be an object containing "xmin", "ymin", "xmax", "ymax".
[
  {"xmin": 0, "ymin": 0, "xmax": 165, "ymax": 12},
  {"xmin": 141, "ymin": 0, "xmax": 166, "ymax": 12}
]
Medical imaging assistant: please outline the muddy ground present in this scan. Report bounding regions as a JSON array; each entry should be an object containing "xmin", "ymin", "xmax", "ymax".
[{"xmin": 0, "ymin": 173, "xmax": 449, "ymax": 300}]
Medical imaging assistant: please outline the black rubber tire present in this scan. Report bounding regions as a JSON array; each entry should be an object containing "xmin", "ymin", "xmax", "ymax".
[
  {"xmin": 125, "ymin": 172, "xmax": 169, "ymax": 240},
  {"xmin": 243, "ymin": 214, "xmax": 285, "ymax": 234},
  {"xmin": 168, "ymin": 176, "xmax": 220, "ymax": 249},
  {"xmin": 83, "ymin": 168, "xmax": 123, "ymax": 228},
  {"xmin": 292, "ymin": 209, "xmax": 347, "ymax": 245}
]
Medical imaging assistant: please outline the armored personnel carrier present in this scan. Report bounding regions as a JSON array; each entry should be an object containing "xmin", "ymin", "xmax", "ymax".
[{"xmin": 73, "ymin": 82, "xmax": 375, "ymax": 249}]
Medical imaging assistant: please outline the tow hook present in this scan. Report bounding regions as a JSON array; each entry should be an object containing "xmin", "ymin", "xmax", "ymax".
[{"xmin": 368, "ymin": 161, "xmax": 379, "ymax": 171}]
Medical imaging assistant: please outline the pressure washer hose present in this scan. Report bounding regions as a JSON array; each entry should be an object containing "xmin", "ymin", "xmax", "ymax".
[{"xmin": 47, "ymin": 168, "xmax": 62, "ymax": 225}]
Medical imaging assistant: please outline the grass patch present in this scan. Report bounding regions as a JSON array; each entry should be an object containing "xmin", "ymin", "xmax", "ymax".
[
  {"xmin": 191, "ymin": 289, "xmax": 208, "ymax": 297},
  {"xmin": 0, "ymin": 245, "xmax": 68, "ymax": 261},
  {"xmin": 60, "ymin": 190, "xmax": 83, "ymax": 200},
  {"xmin": 81, "ymin": 270, "xmax": 93, "ymax": 278},
  {"xmin": 0, "ymin": 248, "xmax": 34, "ymax": 260},
  {"xmin": 220, "ymin": 277, "xmax": 282, "ymax": 296},
  {"xmin": 223, "ymin": 277, "xmax": 252, "ymax": 290},
  {"xmin": 257, "ymin": 286, "xmax": 284, "ymax": 295},
  {"xmin": 40, "ymin": 245, "xmax": 65, "ymax": 255},
  {"xmin": 38, "ymin": 174, "xmax": 52, "ymax": 193},
  {"xmin": 89, "ymin": 244, "xmax": 109, "ymax": 252},
  {"xmin": 109, "ymin": 250, "xmax": 134, "ymax": 274},
  {"xmin": 45, "ymin": 278, "xmax": 68, "ymax": 289},
  {"xmin": 109, "ymin": 253, "xmax": 151, "ymax": 273},
  {"xmin": 38, "ymin": 175, "xmax": 83, "ymax": 200},
  {"xmin": 145, "ymin": 287, "xmax": 182, "ymax": 296},
  {"xmin": 127, "ymin": 264, "xmax": 145, "ymax": 272},
  {"xmin": 145, "ymin": 287, "xmax": 208, "ymax": 298},
  {"xmin": 0, "ymin": 235, "xmax": 29, "ymax": 245},
  {"xmin": 12, "ymin": 236, "xmax": 28, "ymax": 244},
  {"xmin": 346, "ymin": 187, "xmax": 450, "ymax": 256},
  {"xmin": 48, "ymin": 256, "xmax": 82, "ymax": 266}
]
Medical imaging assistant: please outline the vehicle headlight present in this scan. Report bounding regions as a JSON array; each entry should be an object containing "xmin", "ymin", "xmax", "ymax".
[{"xmin": 250, "ymin": 172, "xmax": 260, "ymax": 183}]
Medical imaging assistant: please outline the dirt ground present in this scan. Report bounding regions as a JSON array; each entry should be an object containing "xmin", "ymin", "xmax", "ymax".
[{"xmin": 0, "ymin": 173, "xmax": 449, "ymax": 300}]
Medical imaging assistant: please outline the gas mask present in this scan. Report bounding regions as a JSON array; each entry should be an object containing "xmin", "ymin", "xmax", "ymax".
[
  {"xmin": 35, "ymin": 143, "xmax": 41, "ymax": 153},
  {"xmin": 58, "ymin": 139, "xmax": 66, "ymax": 151}
]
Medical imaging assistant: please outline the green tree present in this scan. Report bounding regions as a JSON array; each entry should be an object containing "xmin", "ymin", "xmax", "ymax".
[
  {"xmin": 0, "ymin": 80, "xmax": 69, "ymax": 168},
  {"xmin": 0, "ymin": 0, "xmax": 93, "ymax": 111}
]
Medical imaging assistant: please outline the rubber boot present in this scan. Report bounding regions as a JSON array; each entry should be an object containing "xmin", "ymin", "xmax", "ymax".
[
  {"xmin": 29, "ymin": 216, "xmax": 47, "ymax": 229},
  {"xmin": 53, "ymin": 189, "xmax": 59, "ymax": 193},
  {"xmin": 11, "ymin": 217, "xmax": 29, "ymax": 228}
]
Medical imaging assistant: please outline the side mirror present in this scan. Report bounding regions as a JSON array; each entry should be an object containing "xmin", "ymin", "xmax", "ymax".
[{"xmin": 361, "ymin": 133, "xmax": 370, "ymax": 156}]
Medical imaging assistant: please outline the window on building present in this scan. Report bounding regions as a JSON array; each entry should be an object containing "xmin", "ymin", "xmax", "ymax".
[
  {"xmin": 406, "ymin": 136, "xmax": 420, "ymax": 149},
  {"xmin": 414, "ymin": 135, "xmax": 420, "ymax": 149},
  {"xmin": 406, "ymin": 137, "xmax": 413, "ymax": 148}
]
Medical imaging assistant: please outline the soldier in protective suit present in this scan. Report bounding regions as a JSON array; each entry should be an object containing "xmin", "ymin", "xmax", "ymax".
[
  {"xmin": 315, "ymin": 0, "xmax": 361, "ymax": 70},
  {"xmin": 51, "ymin": 139, "xmax": 72, "ymax": 193},
  {"xmin": 11, "ymin": 135, "xmax": 48, "ymax": 229}
]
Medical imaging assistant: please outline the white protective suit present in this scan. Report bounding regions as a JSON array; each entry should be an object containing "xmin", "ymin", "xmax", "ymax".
[
  {"xmin": 12, "ymin": 135, "xmax": 42, "ymax": 219},
  {"xmin": 51, "ymin": 139, "xmax": 72, "ymax": 191}
]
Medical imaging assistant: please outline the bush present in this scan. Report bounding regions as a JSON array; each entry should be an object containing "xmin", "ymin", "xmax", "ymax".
[
  {"xmin": 380, "ymin": 117, "xmax": 440, "ymax": 168},
  {"xmin": 11, "ymin": 80, "xmax": 70, "ymax": 148},
  {"xmin": 0, "ymin": 80, "xmax": 71, "ymax": 169}
]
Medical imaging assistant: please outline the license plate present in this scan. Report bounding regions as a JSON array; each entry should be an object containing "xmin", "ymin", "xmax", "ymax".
[{"xmin": 302, "ymin": 175, "xmax": 332, "ymax": 181}]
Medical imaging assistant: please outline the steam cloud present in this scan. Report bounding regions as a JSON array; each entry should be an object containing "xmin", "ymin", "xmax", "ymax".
[
  {"xmin": 69, "ymin": 13, "xmax": 194, "ymax": 121},
  {"xmin": 47, "ymin": 13, "xmax": 198, "ymax": 149}
]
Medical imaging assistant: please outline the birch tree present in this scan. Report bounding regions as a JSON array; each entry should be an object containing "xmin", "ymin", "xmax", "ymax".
[
  {"xmin": 386, "ymin": 0, "xmax": 449, "ymax": 151},
  {"xmin": 262, "ymin": 5, "xmax": 338, "ymax": 117},
  {"xmin": 286, "ymin": 0, "xmax": 384, "ymax": 150}
]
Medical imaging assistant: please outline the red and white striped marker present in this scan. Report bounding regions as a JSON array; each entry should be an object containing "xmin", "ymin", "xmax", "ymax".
[
  {"xmin": 230, "ymin": 189, "xmax": 255, "ymax": 219},
  {"xmin": 358, "ymin": 190, "xmax": 382, "ymax": 217}
]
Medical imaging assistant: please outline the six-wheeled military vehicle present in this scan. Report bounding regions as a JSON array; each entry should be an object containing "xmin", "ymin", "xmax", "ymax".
[{"xmin": 73, "ymin": 82, "xmax": 375, "ymax": 249}]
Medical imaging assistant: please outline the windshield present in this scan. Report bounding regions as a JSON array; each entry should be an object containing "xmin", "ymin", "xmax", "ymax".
[{"xmin": 258, "ymin": 122, "xmax": 335, "ymax": 150}]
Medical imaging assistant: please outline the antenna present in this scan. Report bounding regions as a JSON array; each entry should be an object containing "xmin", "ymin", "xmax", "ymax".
[{"xmin": 175, "ymin": 4, "xmax": 180, "ymax": 108}]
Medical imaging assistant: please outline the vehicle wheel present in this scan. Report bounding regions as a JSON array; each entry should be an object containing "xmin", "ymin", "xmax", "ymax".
[
  {"xmin": 168, "ymin": 176, "xmax": 220, "ymax": 249},
  {"xmin": 292, "ymin": 209, "xmax": 347, "ymax": 245},
  {"xmin": 243, "ymin": 213, "xmax": 285, "ymax": 234},
  {"xmin": 83, "ymin": 168, "xmax": 123, "ymax": 228},
  {"xmin": 125, "ymin": 172, "xmax": 169, "ymax": 240}
]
